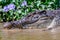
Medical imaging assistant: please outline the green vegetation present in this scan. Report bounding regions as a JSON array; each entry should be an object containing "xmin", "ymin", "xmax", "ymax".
[{"xmin": 0, "ymin": 0, "xmax": 59, "ymax": 22}]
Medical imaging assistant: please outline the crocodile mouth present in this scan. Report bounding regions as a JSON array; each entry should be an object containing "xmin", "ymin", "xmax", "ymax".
[{"xmin": 40, "ymin": 16, "xmax": 51, "ymax": 20}]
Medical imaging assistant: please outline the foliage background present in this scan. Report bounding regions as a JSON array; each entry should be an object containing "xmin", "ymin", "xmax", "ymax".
[{"xmin": 0, "ymin": 0, "xmax": 59, "ymax": 22}]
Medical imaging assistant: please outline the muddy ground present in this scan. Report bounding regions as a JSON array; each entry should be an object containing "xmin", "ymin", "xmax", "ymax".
[{"xmin": 0, "ymin": 23, "xmax": 60, "ymax": 40}]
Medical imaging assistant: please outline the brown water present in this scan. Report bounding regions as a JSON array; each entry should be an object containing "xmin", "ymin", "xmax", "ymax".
[{"xmin": 0, "ymin": 23, "xmax": 60, "ymax": 40}]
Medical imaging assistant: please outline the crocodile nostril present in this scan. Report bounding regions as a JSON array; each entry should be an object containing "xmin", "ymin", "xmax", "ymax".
[{"xmin": 34, "ymin": 16, "xmax": 38, "ymax": 18}]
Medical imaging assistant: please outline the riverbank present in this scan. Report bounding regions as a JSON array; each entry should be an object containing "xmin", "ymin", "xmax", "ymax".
[
  {"xmin": 1, "ymin": 23, "xmax": 60, "ymax": 40},
  {"xmin": 0, "ymin": 27, "xmax": 60, "ymax": 40}
]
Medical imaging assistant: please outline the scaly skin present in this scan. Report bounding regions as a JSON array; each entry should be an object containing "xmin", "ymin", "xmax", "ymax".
[{"xmin": 3, "ymin": 10, "xmax": 49, "ymax": 29}]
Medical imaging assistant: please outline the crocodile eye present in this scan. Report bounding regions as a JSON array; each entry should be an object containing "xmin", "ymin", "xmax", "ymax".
[{"xmin": 38, "ymin": 10, "xmax": 47, "ymax": 15}]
